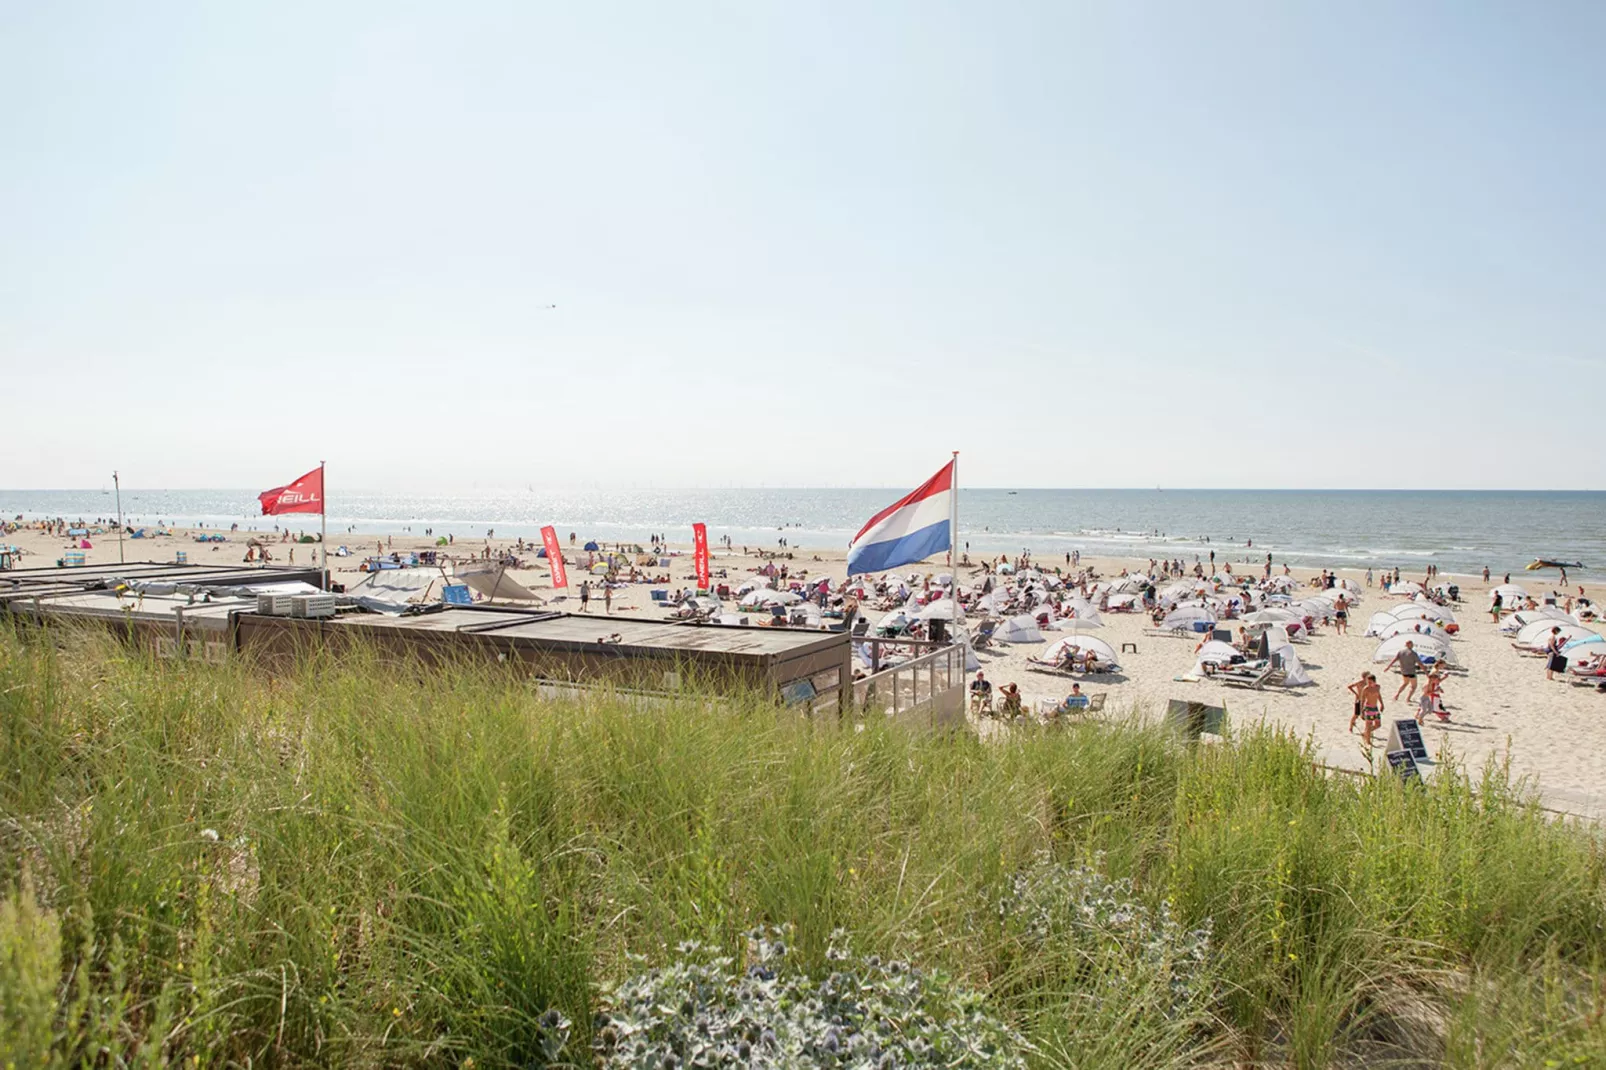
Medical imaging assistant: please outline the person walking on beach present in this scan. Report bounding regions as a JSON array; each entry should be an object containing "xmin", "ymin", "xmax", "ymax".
[
  {"xmin": 1334, "ymin": 594, "xmax": 1349, "ymax": 634},
  {"xmin": 1418, "ymin": 669, "xmax": 1446, "ymax": 723},
  {"xmin": 1347, "ymin": 671, "xmax": 1369, "ymax": 734},
  {"xmin": 1357, "ymin": 673, "xmax": 1384, "ymax": 747},
  {"xmin": 1387, "ymin": 640, "xmax": 1422, "ymax": 702},
  {"xmin": 1490, "ymin": 592, "xmax": 1503, "ymax": 623},
  {"xmin": 604, "ymin": 583, "xmax": 613, "ymax": 614},
  {"xmin": 579, "ymin": 580, "xmax": 591, "ymax": 612}
]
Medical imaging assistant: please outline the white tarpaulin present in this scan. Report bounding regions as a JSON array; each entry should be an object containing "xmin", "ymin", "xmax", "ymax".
[
  {"xmin": 455, "ymin": 563, "xmax": 543, "ymax": 603},
  {"xmin": 344, "ymin": 567, "xmax": 451, "ymax": 613}
]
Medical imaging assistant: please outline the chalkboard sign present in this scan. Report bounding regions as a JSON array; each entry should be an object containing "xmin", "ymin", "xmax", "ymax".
[
  {"xmin": 1166, "ymin": 699, "xmax": 1228, "ymax": 740},
  {"xmin": 1385, "ymin": 749, "xmax": 1421, "ymax": 784},
  {"xmin": 1387, "ymin": 719, "xmax": 1429, "ymax": 763}
]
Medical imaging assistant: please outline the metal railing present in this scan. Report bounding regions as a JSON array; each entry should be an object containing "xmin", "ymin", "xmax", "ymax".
[{"xmin": 852, "ymin": 641, "xmax": 966, "ymax": 723}]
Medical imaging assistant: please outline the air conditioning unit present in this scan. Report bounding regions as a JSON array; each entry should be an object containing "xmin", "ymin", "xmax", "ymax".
[
  {"xmin": 256, "ymin": 593, "xmax": 294, "ymax": 616},
  {"xmin": 290, "ymin": 594, "xmax": 337, "ymax": 619}
]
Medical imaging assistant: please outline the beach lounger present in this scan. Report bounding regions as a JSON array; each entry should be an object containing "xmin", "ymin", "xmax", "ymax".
[{"xmin": 970, "ymin": 618, "xmax": 999, "ymax": 649}]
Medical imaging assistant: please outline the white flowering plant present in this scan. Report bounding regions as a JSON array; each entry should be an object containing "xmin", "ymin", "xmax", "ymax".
[{"xmin": 581, "ymin": 927, "xmax": 1028, "ymax": 1069}]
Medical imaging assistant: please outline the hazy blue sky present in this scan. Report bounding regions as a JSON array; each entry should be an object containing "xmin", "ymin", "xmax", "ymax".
[{"xmin": 3, "ymin": 1, "xmax": 1602, "ymax": 491}]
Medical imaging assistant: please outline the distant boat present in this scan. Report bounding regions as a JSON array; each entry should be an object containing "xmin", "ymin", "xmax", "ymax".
[
  {"xmin": 1007, "ymin": 491, "xmax": 1017, "ymax": 496},
  {"xmin": 1527, "ymin": 559, "xmax": 1584, "ymax": 571}
]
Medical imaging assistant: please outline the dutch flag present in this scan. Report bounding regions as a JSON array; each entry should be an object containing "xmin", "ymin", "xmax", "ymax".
[{"xmin": 847, "ymin": 460, "xmax": 955, "ymax": 576}]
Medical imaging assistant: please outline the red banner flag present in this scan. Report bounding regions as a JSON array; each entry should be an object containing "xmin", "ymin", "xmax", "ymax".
[
  {"xmin": 540, "ymin": 525, "xmax": 568, "ymax": 588},
  {"xmin": 692, "ymin": 522, "xmax": 710, "ymax": 591},
  {"xmin": 258, "ymin": 466, "xmax": 324, "ymax": 516}
]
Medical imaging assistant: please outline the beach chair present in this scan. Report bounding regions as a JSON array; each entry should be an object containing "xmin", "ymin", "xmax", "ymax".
[
  {"xmin": 969, "ymin": 688, "xmax": 994, "ymax": 715},
  {"xmin": 970, "ymin": 618, "xmax": 999, "ymax": 649},
  {"xmin": 1218, "ymin": 664, "xmax": 1275, "ymax": 690}
]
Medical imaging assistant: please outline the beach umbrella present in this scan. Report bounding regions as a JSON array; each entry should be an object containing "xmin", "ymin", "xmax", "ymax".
[{"xmin": 1039, "ymin": 635, "xmax": 1119, "ymax": 665}]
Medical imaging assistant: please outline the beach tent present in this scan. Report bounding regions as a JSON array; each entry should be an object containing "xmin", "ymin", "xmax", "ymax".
[
  {"xmin": 1049, "ymin": 614, "xmax": 1104, "ymax": 632},
  {"xmin": 1390, "ymin": 581, "xmax": 1426, "ymax": 596},
  {"xmin": 1271, "ymin": 645, "xmax": 1315, "ymax": 686},
  {"xmin": 1365, "ymin": 611, "xmax": 1401, "ymax": 637},
  {"xmin": 740, "ymin": 588, "xmax": 800, "ymax": 608},
  {"xmin": 1162, "ymin": 606, "xmax": 1215, "ymax": 630},
  {"xmin": 996, "ymin": 615, "xmax": 1044, "ymax": 644},
  {"xmin": 1562, "ymin": 634, "xmax": 1605, "ymax": 655},
  {"xmin": 1193, "ymin": 639, "xmax": 1240, "ymax": 665},
  {"xmin": 1374, "ymin": 619, "xmax": 1453, "ymax": 643},
  {"xmin": 1489, "ymin": 583, "xmax": 1527, "ymax": 602},
  {"xmin": 1500, "ymin": 607, "xmax": 1574, "ymax": 634},
  {"xmin": 1039, "ymin": 635, "xmax": 1119, "ymax": 666},
  {"xmin": 1513, "ymin": 620, "xmax": 1597, "ymax": 652},
  {"xmin": 583, "ymin": 541, "xmax": 599, "ymax": 551},
  {"xmin": 1106, "ymin": 593, "xmax": 1140, "ymax": 610},
  {"xmin": 1244, "ymin": 608, "xmax": 1297, "ymax": 624},
  {"xmin": 1372, "ymin": 633, "xmax": 1456, "ymax": 666},
  {"xmin": 1392, "ymin": 602, "xmax": 1454, "ymax": 624},
  {"xmin": 910, "ymin": 599, "xmax": 965, "ymax": 623}
]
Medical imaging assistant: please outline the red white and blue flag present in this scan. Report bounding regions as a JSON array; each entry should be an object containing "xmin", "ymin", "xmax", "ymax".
[{"xmin": 847, "ymin": 461, "xmax": 954, "ymax": 576}]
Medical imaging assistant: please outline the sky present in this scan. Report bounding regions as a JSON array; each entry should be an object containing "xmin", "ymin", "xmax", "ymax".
[{"xmin": 2, "ymin": 1, "xmax": 1602, "ymax": 491}]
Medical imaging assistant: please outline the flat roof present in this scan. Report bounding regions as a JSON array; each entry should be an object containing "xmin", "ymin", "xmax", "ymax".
[
  {"xmin": 1, "ymin": 562, "xmax": 319, "ymax": 591},
  {"xmin": 9, "ymin": 589, "xmax": 251, "ymax": 627},
  {"xmin": 328, "ymin": 608, "xmax": 844, "ymax": 659}
]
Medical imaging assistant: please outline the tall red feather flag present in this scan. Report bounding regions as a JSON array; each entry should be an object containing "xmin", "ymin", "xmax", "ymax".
[
  {"xmin": 540, "ymin": 525, "xmax": 568, "ymax": 588},
  {"xmin": 693, "ymin": 523, "xmax": 710, "ymax": 591},
  {"xmin": 258, "ymin": 467, "xmax": 324, "ymax": 515}
]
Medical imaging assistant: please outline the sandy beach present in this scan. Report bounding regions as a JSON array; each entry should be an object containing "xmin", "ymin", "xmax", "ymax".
[{"xmin": 5, "ymin": 520, "xmax": 1603, "ymax": 819}]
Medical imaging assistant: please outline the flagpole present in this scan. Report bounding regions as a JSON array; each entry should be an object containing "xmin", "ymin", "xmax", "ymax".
[
  {"xmin": 949, "ymin": 450, "xmax": 959, "ymax": 570},
  {"xmin": 320, "ymin": 460, "xmax": 328, "ymax": 591},
  {"xmin": 113, "ymin": 471, "xmax": 124, "ymax": 564}
]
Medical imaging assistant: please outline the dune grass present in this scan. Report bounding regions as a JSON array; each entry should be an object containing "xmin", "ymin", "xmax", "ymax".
[{"xmin": 1, "ymin": 622, "xmax": 1603, "ymax": 1067}]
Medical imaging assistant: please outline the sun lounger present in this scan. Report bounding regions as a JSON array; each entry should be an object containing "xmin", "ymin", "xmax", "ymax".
[{"xmin": 970, "ymin": 618, "xmax": 999, "ymax": 649}]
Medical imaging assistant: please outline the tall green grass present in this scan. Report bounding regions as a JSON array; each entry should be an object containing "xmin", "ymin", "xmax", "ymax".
[{"xmin": 1, "ymin": 622, "xmax": 1603, "ymax": 1067}]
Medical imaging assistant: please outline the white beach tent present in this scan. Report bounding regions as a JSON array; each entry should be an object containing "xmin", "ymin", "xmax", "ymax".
[
  {"xmin": 996, "ymin": 615, "xmax": 1045, "ymax": 644},
  {"xmin": 1392, "ymin": 602, "xmax": 1455, "ymax": 624},
  {"xmin": 1390, "ymin": 581, "xmax": 1426, "ymax": 596},
  {"xmin": 1500, "ymin": 607, "xmax": 1575, "ymax": 635},
  {"xmin": 1513, "ymin": 620, "xmax": 1598, "ymax": 652},
  {"xmin": 1193, "ymin": 639, "xmax": 1241, "ymax": 666},
  {"xmin": 910, "ymin": 599, "xmax": 965, "ymax": 623},
  {"xmin": 1364, "ymin": 611, "xmax": 1400, "ymax": 637},
  {"xmin": 1374, "ymin": 619, "xmax": 1453, "ymax": 643},
  {"xmin": 1162, "ymin": 606, "xmax": 1216, "ymax": 630},
  {"xmin": 1244, "ymin": 608, "xmax": 1298, "ymax": 624},
  {"xmin": 1039, "ymin": 635, "xmax": 1119, "ymax": 666},
  {"xmin": 740, "ymin": 588, "xmax": 801, "ymax": 608},
  {"xmin": 1271, "ymin": 644, "xmax": 1315, "ymax": 686},
  {"xmin": 1490, "ymin": 583, "xmax": 1528, "ymax": 603},
  {"xmin": 1372, "ymin": 633, "xmax": 1457, "ymax": 666}
]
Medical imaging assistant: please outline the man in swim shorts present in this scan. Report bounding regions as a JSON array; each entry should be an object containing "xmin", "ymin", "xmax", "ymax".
[{"xmin": 1387, "ymin": 640, "xmax": 1422, "ymax": 702}]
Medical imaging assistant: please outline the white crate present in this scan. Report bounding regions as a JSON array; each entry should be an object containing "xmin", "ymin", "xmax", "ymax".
[
  {"xmin": 256, "ymin": 593, "xmax": 295, "ymax": 616},
  {"xmin": 290, "ymin": 594, "xmax": 336, "ymax": 619}
]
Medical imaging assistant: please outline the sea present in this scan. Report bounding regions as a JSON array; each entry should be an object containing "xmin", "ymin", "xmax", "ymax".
[{"xmin": 3, "ymin": 488, "xmax": 1602, "ymax": 579}]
